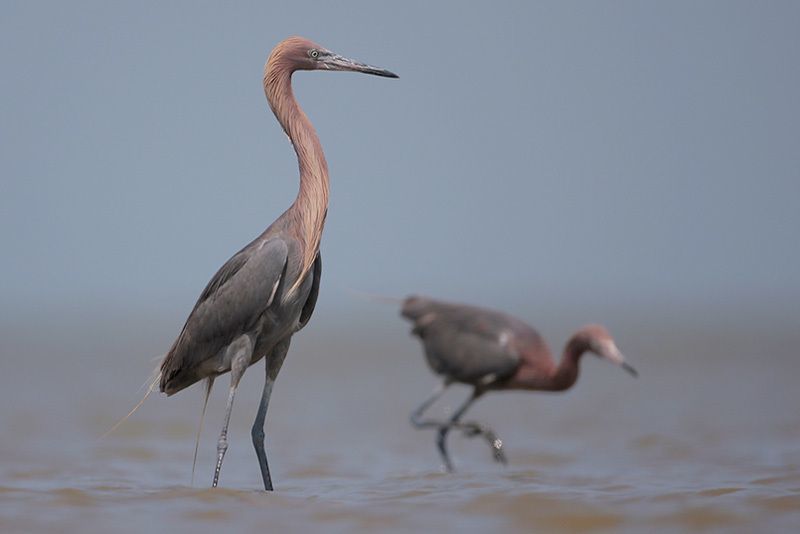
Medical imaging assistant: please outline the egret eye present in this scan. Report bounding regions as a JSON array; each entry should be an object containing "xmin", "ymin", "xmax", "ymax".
[{"xmin": 309, "ymin": 49, "xmax": 319, "ymax": 58}]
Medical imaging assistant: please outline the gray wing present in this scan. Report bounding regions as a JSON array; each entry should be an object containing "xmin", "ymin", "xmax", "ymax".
[
  {"xmin": 408, "ymin": 300, "xmax": 521, "ymax": 384},
  {"xmin": 160, "ymin": 238, "xmax": 289, "ymax": 394},
  {"xmin": 297, "ymin": 253, "xmax": 321, "ymax": 329}
]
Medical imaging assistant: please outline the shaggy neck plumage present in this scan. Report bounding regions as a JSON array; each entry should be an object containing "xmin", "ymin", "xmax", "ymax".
[{"xmin": 264, "ymin": 58, "xmax": 329, "ymax": 290}]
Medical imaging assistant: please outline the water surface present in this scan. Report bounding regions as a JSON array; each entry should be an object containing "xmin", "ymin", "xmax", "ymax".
[{"xmin": 1, "ymin": 306, "xmax": 798, "ymax": 532}]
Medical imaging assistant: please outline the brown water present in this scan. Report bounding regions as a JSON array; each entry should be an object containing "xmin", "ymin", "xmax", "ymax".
[{"xmin": 1, "ymin": 304, "xmax": 799, "ymax": 533}]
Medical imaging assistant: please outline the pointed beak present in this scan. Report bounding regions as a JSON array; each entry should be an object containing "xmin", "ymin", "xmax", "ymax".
[
  {"xmin": 620, "ymin": 361, "xmax": 638, "ymax": 378},
  {"xmin": 600, "ymin": 341, "xmax": 638, "ymax": 377},
  {"xmin": 321, "ymin": 53, "xmax": 398, "ymax": 78}
]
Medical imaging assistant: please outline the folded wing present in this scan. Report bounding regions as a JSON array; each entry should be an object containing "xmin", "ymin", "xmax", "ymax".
[{"xmin": 160, "ymin": 238, "xmax": 289, "ymax": 394}]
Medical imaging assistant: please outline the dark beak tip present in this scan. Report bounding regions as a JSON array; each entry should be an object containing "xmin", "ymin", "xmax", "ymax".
[
  {"xmin": 620, "ymin": 362, "xmax": 638, "ymax": 378},
  {"xmin": 369, "ymin": 68, "xmax": 398, "ymax": 79},
  {"xmin": 327, "ymin": 55, "xmax": 398, "ymax": 79}
]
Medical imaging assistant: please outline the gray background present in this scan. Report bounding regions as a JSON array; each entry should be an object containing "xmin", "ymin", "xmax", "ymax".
[{"xmin": 2, "ymin": 1, "xmax": 798, "ymax": 323}]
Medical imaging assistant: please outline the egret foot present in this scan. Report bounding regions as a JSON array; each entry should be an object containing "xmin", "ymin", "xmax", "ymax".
[{"xmin": 460, "ymin": 422, "xmax": 508, "ymax": 465}]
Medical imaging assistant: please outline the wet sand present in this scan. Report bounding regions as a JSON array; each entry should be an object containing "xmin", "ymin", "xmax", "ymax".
[{"xmin": 1, "ymin": 302, "xmax": 798, "ymax": 532}]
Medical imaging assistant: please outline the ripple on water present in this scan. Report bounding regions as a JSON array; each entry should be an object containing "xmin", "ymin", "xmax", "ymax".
[
  {"xmin": 8, "ymin": 467, "xmax": 63, "ymax": 481},
  {"xmin": 285, "ymin": 455, "xmax": 344, "ymax": 479},
  {"xmin": 508, "ymin": 450, "xmax": 574, "ymax": 468},
  {"xmin": 103, "ymin": 446, "xmax": 158, "ymax": 461},
  {"xmin": 183, "ymin": 507, "xmax": 233, "ymax": 522},
  {"xmin": 752, "ymin": 473, "xmax": 800, "ymax": 487},
  {"xmin": 695, "ymin": 487, "xmax": 743, "ymax": 497},
  {"xmin": 650, "ymin": 505, "xmax": 744, "ymax": 530},
  {"xmin": 50, "ymin": 488, "xmax": 97, "ymax": 507},
  {"xmin": 460, "ymin": 491, "xmax": 625, "ymax": 532},
  {"xmin": 630, "ymin": 433, "xmax": 696, "ymax": 460},
  {"xmin": 748, "ymin": 494, "xmax": 800, "ymax": 513}
]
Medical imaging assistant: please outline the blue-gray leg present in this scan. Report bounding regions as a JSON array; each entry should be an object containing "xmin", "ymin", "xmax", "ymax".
[
  {"xmin": 435, "ymin": 391, "xmax": 477, "ymax": 472},
  {"xmin": 212, "ymin": 335, "xmax": 253, "ymax": 488},
  {"xmin": 410, "ymin": 380, "xmax": 451, "ymax": 430},
  {"xmin": 251, "ymin": 338, "xmax": 291, "ymax": 491},
  {"xmin": 435, "ymin": 389, "xmax": 506, "ymax": 472},
  {"xmin": 192, "ymin": 377, "xmax": 215, "ymax": 486}
]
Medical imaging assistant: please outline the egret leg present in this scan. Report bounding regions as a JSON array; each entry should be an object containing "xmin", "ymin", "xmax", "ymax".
[
  {"xmin": 459, "ymin": 421, "xmax": 507, "ymax": 466},
  {"xmin": 435, "ymin": 391, "xmax": 478, "ymax": 472},
  {"xmin": 251, "ymin": 338, "xmax": 291, "ymax": 492},
  {"xmin": 410, "ymin": 380, "xmax": 451, "ymax": 429},
  {"xmin": 212, "ymin": 335, "xmax": 253, "ymax": 488},
  {"xmin": 191, "ymin": 377, "xmax": 215, "ymax": 486},
  {"xmin": 435, "ymin": 390, "xmax": 507, "ymax": 471}
]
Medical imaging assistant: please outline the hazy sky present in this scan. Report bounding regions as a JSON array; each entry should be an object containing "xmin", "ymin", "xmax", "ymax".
[{"xmin": 2, "ymin": 1, "xmax": 799, "ymax": 319}]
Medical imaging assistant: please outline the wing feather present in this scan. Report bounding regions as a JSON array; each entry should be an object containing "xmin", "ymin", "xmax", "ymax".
[
  {"xmin": 405, "ymin": 298, "xmax": 522, "ymax": 384},
  {"xmin": 160, "ymin": 238, "xmax": 289, "ymax": 394}
]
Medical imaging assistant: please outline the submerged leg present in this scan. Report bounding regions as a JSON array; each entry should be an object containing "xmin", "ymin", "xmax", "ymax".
[
  {"xmin": 191, "ymin": 377, "xmax": 215, "ymax": 486},
  {"xmin": 251, "ymin": 338, "xmax": 291, "ymax": 492},
  {"xmin": 435, "ymin": 391, "xmax": 479, "ymax": 472},
  {"xmin": 410, "ymin": 380, "xmax": 451, "ymax": 430},
  {"xmin": 434, "ymin": 389, "xmax": 507, "ymax": 470},
  {"xmin": 212, "ymin": 335, "xmax": 253, "ymax": 488},
  {"xmin": 411, "ymin": 382, "xmax": 505, "ymax": 470}
]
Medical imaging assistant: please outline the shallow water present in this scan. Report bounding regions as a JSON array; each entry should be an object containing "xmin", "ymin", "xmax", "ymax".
[{"xmin": 1, "ymin": 304, "xmax": 798, "ymax": 532}]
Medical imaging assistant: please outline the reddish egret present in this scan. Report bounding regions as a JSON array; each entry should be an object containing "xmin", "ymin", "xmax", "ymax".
[
  {"xmin": 400, "ymin": 295, "xmax": 637, "ymax": 471},
  {"xmin": 158, "ymin": 37, "xmax": 397, "ymax": 491}
]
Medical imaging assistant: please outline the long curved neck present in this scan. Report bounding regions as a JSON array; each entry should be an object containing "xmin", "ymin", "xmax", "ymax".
[
  {"xmin": 263, "ymin": 62, "xmax": 329, "ymax": 286},
  {"xmin": 548, "ymin": 336, "xmax": 587, "ymax": 391}
]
